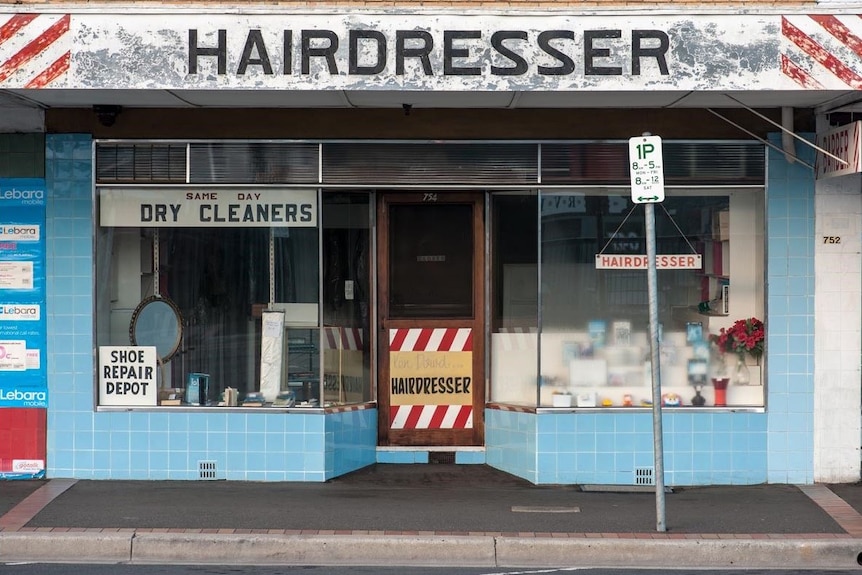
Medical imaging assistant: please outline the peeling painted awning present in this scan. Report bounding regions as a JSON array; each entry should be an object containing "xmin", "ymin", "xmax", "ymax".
[{"xmin": 0, "ymin": 11, "xmax": 860, "ymax": 110}]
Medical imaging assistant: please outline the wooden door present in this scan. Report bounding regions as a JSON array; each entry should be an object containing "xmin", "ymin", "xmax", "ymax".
[{"xmin": 377, "ymin": 192, "xmax": 485, "ymax": 446}]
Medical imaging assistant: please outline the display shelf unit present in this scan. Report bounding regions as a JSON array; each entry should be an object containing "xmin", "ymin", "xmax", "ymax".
[
  {"xmin": 699, "ymin": 238, "xmax": 729, "ymax": 314},
  {"xmin": 286, "ymin": 335, "xmax": 320, "ymax": 404},
  {"xmin": 695, "ymin": 209, "xmax": 730, "ymax": 317}
]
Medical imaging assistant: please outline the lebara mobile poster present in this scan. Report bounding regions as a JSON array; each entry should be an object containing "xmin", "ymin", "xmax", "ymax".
[{"xmin": 0, "ymin": 178, "xmax": 47, "ymax": 479}]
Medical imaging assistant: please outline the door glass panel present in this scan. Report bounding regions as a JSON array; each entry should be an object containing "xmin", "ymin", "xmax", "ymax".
[
  {"xmin": 389, "ymin": 203, "xmax": 473, "ymax": 318},
  {"xmin": 322, "ymin": 192, "xmax": 373, "ymax": 405}
]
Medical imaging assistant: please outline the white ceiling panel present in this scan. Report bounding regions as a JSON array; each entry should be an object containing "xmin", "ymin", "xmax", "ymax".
[
  {"xmin": 514, "ymin": 91, "xmax": 683, "ymax": 108},
  {"xmin": 170, "ymin": 90, "xmax": 351, "ymax": 107},
  {"xmin": 341, "ymin": 90, "xmax": 517, "ymax": 108},
  {"xmin": 0, "ymin": 88, "xmax": 854, "ymax": 113}
]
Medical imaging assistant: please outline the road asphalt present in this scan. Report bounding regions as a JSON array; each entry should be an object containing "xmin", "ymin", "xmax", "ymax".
[{"xmin": 1, "ymin": 464, "xmax": 862, "ymax": 569}]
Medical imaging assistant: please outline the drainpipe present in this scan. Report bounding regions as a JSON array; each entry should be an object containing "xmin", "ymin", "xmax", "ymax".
[{"xmin": 782, "ymin": 106, "xmax": 796, "ymax": 164}]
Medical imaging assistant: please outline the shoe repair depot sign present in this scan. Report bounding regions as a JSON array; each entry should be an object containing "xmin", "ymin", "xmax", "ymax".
[
  {"xmin": 388, "ymin": 328, "xmax": 473, "ymax": 430},
  {"xmin": 99, "ymin": 346, "xmax": 158, "ymax": 406}
]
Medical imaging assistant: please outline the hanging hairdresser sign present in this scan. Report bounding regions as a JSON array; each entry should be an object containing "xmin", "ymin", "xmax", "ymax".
[
  {"xmin": 815, "ymin": 121, "xmax": 862, "ymax": 180},
  {"xmin": 0, "ymin": 178, "xmax": 47, "ymax": 407},
  {"xmin": 99, "ymin": 188, "xmax": 318, "ymax": 227}
]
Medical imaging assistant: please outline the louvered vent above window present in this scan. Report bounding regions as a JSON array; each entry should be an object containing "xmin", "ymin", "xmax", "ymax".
[
  {"xmin": 96, "ymin": 143, "xmax": 187, "ymax": 183},
  {"xmin": 188, "ymin": 143, "xmax": 319, "ymax": 184},
  {"xmin": 96, "ymin": 140, "xmax": 764, "ymax": 186},
  {"xmin": 541, "ymin": 142, "xmax": 764, "ymax": 185},
  {"xmin": 322, "ymin": 143, "xmax": 538, "ymax": 185}
]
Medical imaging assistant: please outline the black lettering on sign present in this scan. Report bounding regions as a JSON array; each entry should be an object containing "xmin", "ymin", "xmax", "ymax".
[
  {"xmin": 349, "ymin": 30, "xmax": 387, "ymax": 74},
  {"xmin": 188, "ymin": 27, "xmax": 674, "ymax": 78},
  {"xmin": 237, "ymin": 30, "xmax": 274, "ymax": 75},
  {"xmin": 584, "ymin": 29, "xmax": 622, "ymax": 76},
  {"xmin": 631, "ymin": 30, "xmax": 669, "ymax": 75},
  {"xmin": 396, "ymin": 30, "xmax": 434, "ymax": 75},
  {"xmin": 444, "ymin": 30, "xmax": 481, "ymax": 76},
  {"xmin": 105, "ymin": 381, "xmax": 150, "ymax": 395},
  {"xmin": 189, "ymin": 29, "xmax": 227, "ymax": 75},
  {"xmin": 537, "ymin": 30, "xmax": 575, "ymax": 75},
  {"xmin": 302, "ymin": 30, "xmax": 339, "ymax": 74},
  {"xmin": 389, "ymin": 377, "xmax": 471, "ymax": 394},
  {"xmin": 490, "ymin": 31, "xmax": 529, "ymax": 76}
]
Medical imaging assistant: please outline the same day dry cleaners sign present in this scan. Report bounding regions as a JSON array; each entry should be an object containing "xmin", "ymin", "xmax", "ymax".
[{"xmin": 99, "ymin": 188, "xmax": 318, "ymax": 227}]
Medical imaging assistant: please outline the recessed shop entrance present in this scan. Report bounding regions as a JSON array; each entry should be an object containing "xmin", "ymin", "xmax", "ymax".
[{"xmin": 377, "ymin": 192, "xmax": 485, "ymax": 447}]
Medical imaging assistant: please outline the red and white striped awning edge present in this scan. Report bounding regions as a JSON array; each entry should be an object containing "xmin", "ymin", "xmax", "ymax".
[
  {"xmin": 390, "ymin": 404, "xmax": 473, "ymax": 429},
  {"xmin": 781, "ymin": 15, "xmax": 862, "ymax": 90},
  {"xmin": 0, "ymin": 14, "xmax": 70, "ymax": 88},
  {"xmin": 389, "ymin": 328, "xmax": 472, "ymax": 352}
]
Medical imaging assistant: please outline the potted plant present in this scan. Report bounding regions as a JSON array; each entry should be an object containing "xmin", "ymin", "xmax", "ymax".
[{"xmin": 709, "ymin": 317, "xmax": 765, "ymax": 386}]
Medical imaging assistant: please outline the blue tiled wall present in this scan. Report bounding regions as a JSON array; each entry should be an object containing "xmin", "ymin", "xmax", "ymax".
[
  {"xmin": 487, "ymin": 409, "xmax": 767, "ymax": 486},
  {"xmin": 486, "ymin": 409, "xmax": 537, "ymax": 482},
  {"xmin": 45, "ymin": 134, "xmax": 376, "ymax": 482},
  {"xmin": 765, "ymin": 133, "xmax": 815, "ymax": 484},
  {"xmin": 326, "ymin": 408, "xmax": 377, "ymax": 479},
  {"xmin": 377, "ymin": 450, "xmax": 430, "ymax": 464}
]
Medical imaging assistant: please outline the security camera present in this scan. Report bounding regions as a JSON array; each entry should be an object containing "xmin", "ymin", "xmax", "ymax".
[{"xmin": 94, "ymin": 105, "xmax": 122, "ymax": 127}]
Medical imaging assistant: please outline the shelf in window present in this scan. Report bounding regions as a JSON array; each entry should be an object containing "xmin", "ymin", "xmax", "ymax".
[{"xmin": 686, "ymin": 305, "xmax": 730, "ymax": 317}]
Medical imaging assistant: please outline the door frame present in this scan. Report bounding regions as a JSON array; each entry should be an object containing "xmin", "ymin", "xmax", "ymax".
[{"xmin": 376, "ymin": 191, "xmax": 485, "ymax": 447}]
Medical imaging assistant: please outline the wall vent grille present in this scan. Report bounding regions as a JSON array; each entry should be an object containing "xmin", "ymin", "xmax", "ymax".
[
  {"xmin": 634, "ymin": 467, "xmax": 655, "ymax": 485},
  {"xmin": 198, "ymin": 460, "xmax": 219, "ymax": 480},
  {"xmin": 429, "ymin": 451, "xmax": 455, "ymax": 464}
]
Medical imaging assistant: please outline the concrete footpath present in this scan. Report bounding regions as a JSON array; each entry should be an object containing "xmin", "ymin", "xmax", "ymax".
[{"xmin": 1, "ymin": 464, "xmax": 862, "ymax": 569}]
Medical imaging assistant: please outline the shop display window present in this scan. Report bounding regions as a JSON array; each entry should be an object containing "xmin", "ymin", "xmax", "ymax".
[
  {"xmin": 94, "ymin": 187, "xmax": 373, "ymax": 408},
  {"xmin": 321, "ymin": 193, "xmax": 373, "ymax": 405},
  {"xmin": 490, "ymin": 189, "xmax": 765, "ymax": 408}
]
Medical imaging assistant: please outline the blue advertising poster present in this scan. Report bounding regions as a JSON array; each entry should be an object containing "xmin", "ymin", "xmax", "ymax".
[{"xmin": 0, "ymin": 178, "xmax": 47, "ymax": 408}]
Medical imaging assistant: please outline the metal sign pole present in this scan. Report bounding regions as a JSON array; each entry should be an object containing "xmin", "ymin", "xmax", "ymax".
[
  {"xmin": 628, "ymin": 133, "xmax": 667, "ymax": 532},
  {"xmin": 645, "ymin": 202, "xmax": 666, "ymax": 533}
]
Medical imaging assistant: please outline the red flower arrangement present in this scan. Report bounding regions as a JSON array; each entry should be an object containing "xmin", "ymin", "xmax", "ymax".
[{"xmin": 709, "ymin": 317, "xmax": 765, "ymax": 359}]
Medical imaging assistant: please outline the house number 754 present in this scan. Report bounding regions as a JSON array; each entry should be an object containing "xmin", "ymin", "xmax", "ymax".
[
  {"xmin": 423, "ymin": 193, "xmax": 438, "ymax": 202},
  {"xmin": 823, "ymin": 236, "xmax": 841, "ymax": 244}
]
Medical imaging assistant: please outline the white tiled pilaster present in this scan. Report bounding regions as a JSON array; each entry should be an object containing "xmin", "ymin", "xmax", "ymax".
[{"xmin": 814, "ymin": 175, "xmax": 862, "ymax": 482}]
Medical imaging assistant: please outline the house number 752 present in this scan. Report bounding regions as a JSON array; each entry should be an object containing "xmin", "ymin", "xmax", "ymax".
[{"xmin": 823, "ymin": 236, "xmax": 842, "ymax": 244}]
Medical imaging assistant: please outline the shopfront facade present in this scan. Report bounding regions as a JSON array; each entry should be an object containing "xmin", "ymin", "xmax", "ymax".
[{"xmin": 0, "ymin": 7, "xmax": 859, "ymax": 484}]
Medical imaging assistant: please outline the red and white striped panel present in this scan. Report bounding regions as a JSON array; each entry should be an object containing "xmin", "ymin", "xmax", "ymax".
[
  {"xmin": 389, "ymin": 328, "xmax": 472, "ymax": 352},
  {"xmin": 781, "ymin": 15, "xmax": 862, "ymax": 90},
  {"xmin": 321, "ymin": 327, "xmax": 364, "ymax": 351},
  {"xmin": 0, "ymin": 14, "xmax": 71, "ymax": 88},
  {"xmin": 390, "ymin": 404, "xmax": 473, "ymax": 429},
  {"xmin": 494, "ymin": 327, "xmax": 537, "ymax": 352}
]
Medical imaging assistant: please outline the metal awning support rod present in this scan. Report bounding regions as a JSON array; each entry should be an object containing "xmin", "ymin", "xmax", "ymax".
[
  {"xmin": 705, "ymin": 108, "xmax": 814, "ymax": 170},
  {"xmin": 723, "ymin": 94, "xmax": 848, "ymax": 166}
]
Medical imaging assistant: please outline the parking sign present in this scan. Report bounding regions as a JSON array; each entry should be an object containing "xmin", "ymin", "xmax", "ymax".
[{"xmin": 629, "ymin": 136, "xmax": 665, "ymax": 204}]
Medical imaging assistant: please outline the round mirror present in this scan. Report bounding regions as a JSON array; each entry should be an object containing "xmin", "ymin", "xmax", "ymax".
[{"xmin": 129, "ymin": 296, "xmax": 183, "ymax": 363}]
